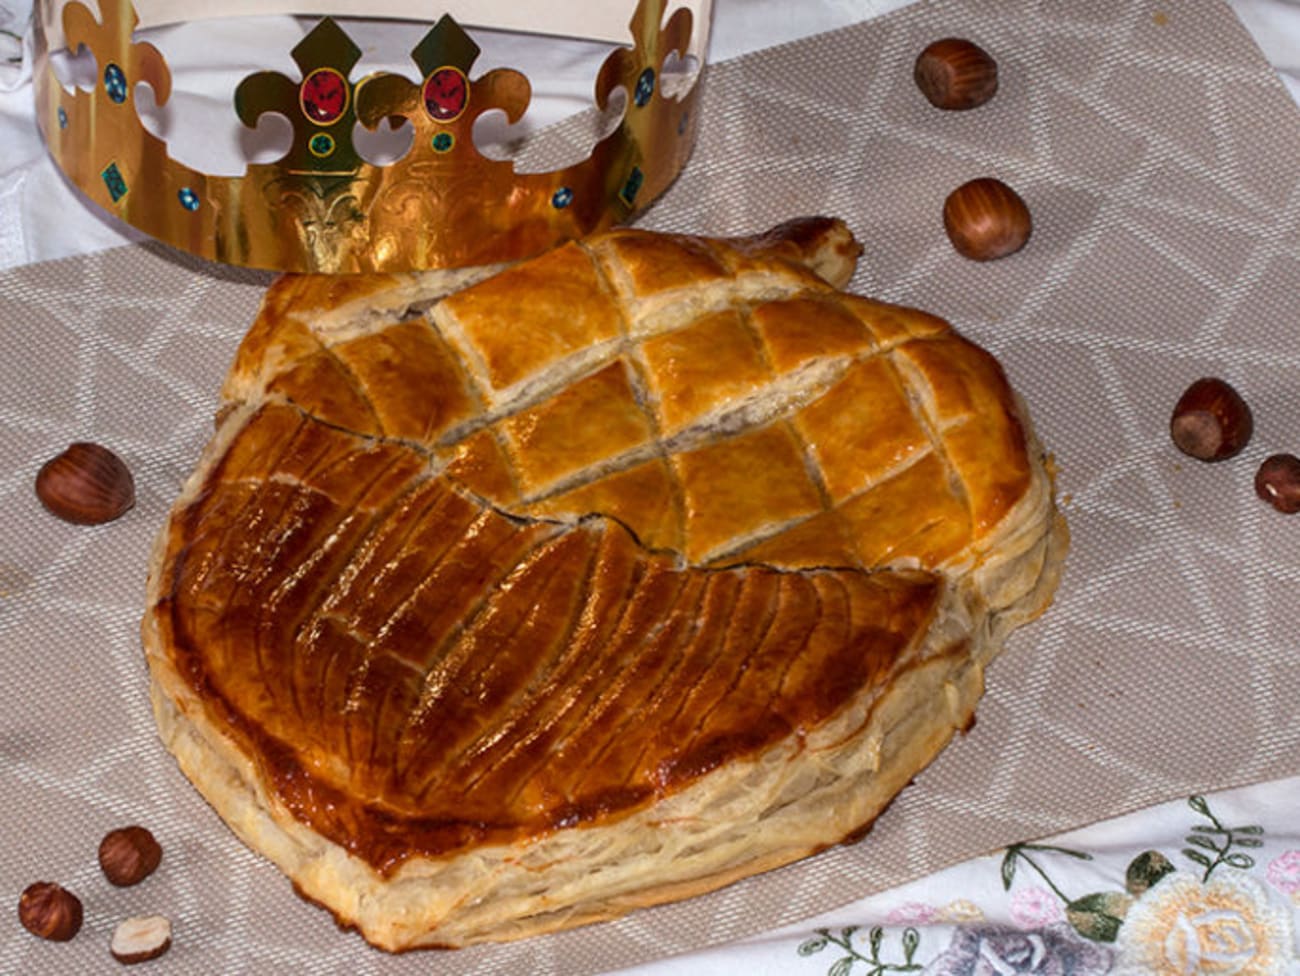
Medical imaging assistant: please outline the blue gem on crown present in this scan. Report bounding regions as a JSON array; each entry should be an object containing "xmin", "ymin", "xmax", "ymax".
[
  {"xmin": 103, "ymin": 63, "xmax": 128, "ymax": 104},
  {"xmin": 101, "ymin": 162, "xmax": 127, "ymax": 202},
  {"xmin": 634, "ymin": 67, "xmax": 655, "ymax": 107}
]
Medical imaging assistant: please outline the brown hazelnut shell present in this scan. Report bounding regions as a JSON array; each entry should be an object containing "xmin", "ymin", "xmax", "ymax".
[
  {"xmin": 1169, "ymin": 377, "xmax": 1253, "ymax": 462},
  {"xmin": 18, "ymin": 881, "xmax": 83, "ymax": 942},
  {"xmin": 914, "ymin": 37, "xmax": 999, "ymax": 110},
  {"xmin": 1255, "ymin": 454, "xmax": 1300, "ymax": 514},
  {"xmin": 943, "ymin": 177, "xmax": 1032, "ymax": 261},
  {"xmin": 99, "ymin": 825, "xmax": 163, "ymax": 887},
  {"xmin": 35, "ymin": 442, "xmax": 135, "ymax": 525}
]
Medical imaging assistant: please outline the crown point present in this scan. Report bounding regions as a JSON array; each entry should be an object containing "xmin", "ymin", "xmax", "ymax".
[
  {"xmin": 412, "ymin": 15, "xmax": 480, "ymax": 77},
  {"xmin": 292, "ymin": 18, "xmax": 362, "ymax": 75}
]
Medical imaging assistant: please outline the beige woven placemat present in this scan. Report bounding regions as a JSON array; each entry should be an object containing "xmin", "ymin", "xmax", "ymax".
[{"xmin": 4, "ymin": 0, "xmax": 1300, "ymax": 972}]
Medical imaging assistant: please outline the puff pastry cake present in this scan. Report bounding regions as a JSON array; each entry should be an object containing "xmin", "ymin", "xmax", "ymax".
[{"xmin": 142, "ymin": 217, "xmax": 1066, "ymax": 950}]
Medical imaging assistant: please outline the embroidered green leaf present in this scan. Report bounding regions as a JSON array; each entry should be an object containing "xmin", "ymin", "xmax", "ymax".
[
  {"xmin": 1065, "ymin": 892, "xmax": 1132, "ymax": 943},
  {"xmin": 798, "ymin": 936, "xmax": 828, "ymax": 956},
  {"xmin": 1000, "ymin": 848, "xmax": 1018, "ymax": 890},
  {"xmin": 827, "ymin": 957, "xmax": 854, "ymax": 976},
  {"xmin": 1125, "ymin": 850, "xmax": 1175, "ymax": 897},
  {"xmin": 868, "ymin": 926, "xmax": 882, "ymax": 956},
  {"xmin": 1183, "ymin": 794, "xmax": 1264, "ymax": 881}
]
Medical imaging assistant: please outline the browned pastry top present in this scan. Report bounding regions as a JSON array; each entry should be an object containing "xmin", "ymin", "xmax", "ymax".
[{"xmin": 149, "ymin": 218, "xmax": 1035, "ymax": 873}]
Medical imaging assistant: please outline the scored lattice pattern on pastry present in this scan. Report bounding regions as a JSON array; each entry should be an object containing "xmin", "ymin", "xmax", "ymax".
[{"xmin": 253, "ymin": 224, "xmax": 1031, "ymax": 572}]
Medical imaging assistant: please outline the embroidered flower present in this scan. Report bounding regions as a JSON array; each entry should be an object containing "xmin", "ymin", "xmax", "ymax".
[
  {"xmin": 1114, "ymin": 871, "xmax": 1296, "ymax": 975},
  {"xmin": 937, "ymin": 899, "xmax": 986, "ymax": 925},
  {"xmin": 1266, "ymin": 850, "xmax": 1300, "ymax": 896},
  {"xmin": 922, "ymin": 923, "xmax": 1114, "ymax": 975},
  {"xmin": 1012, "ymin": 886, "xmax": 1064, "ymax": 928},
  {"xmin": 886, "ymin": 901, "xmax": 938, "ymax": 926}
]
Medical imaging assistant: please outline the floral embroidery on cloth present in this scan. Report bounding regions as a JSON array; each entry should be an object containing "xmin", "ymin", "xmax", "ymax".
[
  {"xmin": 792, "ymin": 794, "xmax": 1300, "ymax": 976},
  {"xmin": 1113, "ymin": 872, "xmax": 1294, "ymax": 975},
  {"xmin": 923, "ymin": 924, "xmax": 1114, "ymax": 975},
  {"xmin": 1268, "ymin": 851, "xmax": 1300, "ymax": 903}
]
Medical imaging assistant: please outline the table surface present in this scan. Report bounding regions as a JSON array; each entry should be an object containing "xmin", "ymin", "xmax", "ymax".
[{"xmin": 2, "ymin": 2, "xmax": 1300, "ymax": 974}]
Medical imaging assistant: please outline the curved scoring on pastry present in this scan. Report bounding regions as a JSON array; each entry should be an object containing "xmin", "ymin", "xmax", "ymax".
[{"xmin": 142, "ymin": 217, "xmax": 1066, "ymax": 950}]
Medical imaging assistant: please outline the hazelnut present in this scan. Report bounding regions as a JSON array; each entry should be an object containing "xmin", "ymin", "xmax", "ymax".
[
  {"xmin": 1255, "ymin": 454, "xmax": 1300, "ymax": 514},
  {"xmin": 35, "ymin": 442, "xmax": 135, "ymax": 525},
  {"xmin": 99, "ymin": 826, "xmax": 162, "ymax": 887},
  {"xmin": 110, "ymin": 914, "xmax": 172, "ymax": 965},
  {"xmin": 942, "ymin": 177, "xmax": 1032, "ymax": 261},
  {"xmin": 914, "ymin": 38, "xmax": 999, "ymax": 110},
  {"xmin": 1169, "ymin": 377, "xmax": 1253, "ymax": 461},
  {"xmin": 18, "ymin": 881, "xmax": 83, "ymax": 942}
]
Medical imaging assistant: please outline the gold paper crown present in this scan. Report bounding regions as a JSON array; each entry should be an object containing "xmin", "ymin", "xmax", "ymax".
[{"xmin": 32, "ymin": 0, "xmax": 705, "ymax": 272}]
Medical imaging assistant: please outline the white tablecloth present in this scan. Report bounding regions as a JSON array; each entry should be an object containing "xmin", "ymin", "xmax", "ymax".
[{"xmin": 3, "ymin": 2, "xmax": 1300, "ymax": 973}]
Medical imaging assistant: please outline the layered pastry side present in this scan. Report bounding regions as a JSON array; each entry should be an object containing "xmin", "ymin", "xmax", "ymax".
[{"xmin": 141, "ymin": 217, "xmax": 1068, "ymax": 949}]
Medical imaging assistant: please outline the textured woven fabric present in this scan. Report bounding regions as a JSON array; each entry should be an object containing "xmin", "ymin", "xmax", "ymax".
[{"xmin": 3, "ymin": 0, "xmax": 1300, "ymax": 972}]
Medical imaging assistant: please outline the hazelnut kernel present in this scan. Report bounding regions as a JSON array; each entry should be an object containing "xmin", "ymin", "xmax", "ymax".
[
  {"xmin": 18, "ymin": 881, "xmax": 83, "ymax": 942},
  {"xmin": 914, "ymin": 37, "xmax": 999, "ymax": 110},
  {"xmin": 99, "ymin": 825, "xmax": 163, "ymax": 887},
  {"xmin": 1169, "ymin": 377, "xmax": 1253, "ymax": 462},
  {"xmin": 35, "ymin": 442, "xmax": 135, "ymax": 525},
  {"xmin": 942, "ymin": 177, "xmax": 1032, "ymax": 261},
  {"xmin": 110, "ymin": 914, "xmax": 172, "ymax": 965},
  {"xmin": 1255, "ymin": 454, "xmax": 1300, "ymax": 514}
]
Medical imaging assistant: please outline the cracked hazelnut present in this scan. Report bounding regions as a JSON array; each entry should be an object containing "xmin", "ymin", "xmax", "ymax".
[
  {"xmin": 1255, "ymin": 454, "xmax": 1300, "ymax": 514},
  {"xmin": 18, "ymin": 882, "xmax": 83, "ymax": 942},
  {"xmin": 1170, "ymin": 377, "xmax": 1253, "ymax": 461},
  {"xmin": 35, "ymin": 442, "xmax": 135, "ymax": 525},
  {"xmin": 914, "ymin": 38, "xmax": 999, "ymax": 110},
  {"xmin": 99, "ymin": 826, "xmax": 162, "ymax": 887},
  {"xmin": 110, "ymin": 914, "xmax": 172, "ymax": 965},
  {"xmin": 943, "ymin": 177, "xmax": 1032, "ymax": 261}
]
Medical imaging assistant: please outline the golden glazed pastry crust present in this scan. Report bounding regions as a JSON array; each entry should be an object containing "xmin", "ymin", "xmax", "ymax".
[{"xmin": 142, "ymin": 217, "xmax": 1066, "ymax": 950}]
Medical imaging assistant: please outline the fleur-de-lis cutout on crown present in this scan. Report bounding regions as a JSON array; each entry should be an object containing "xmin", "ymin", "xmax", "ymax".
[
  {"xmin": 62, "ymin": 0, "xmax": 172, "ymax": 112},
  {"xmin": 354, "ymin": 15, "xmax": 530, "ymax": 166},
  {"xmin": 235, "ymin": 19, "xmax": 364, "ymax": 175}
]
